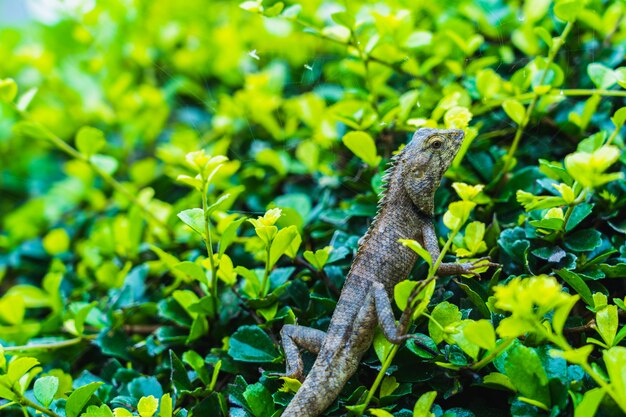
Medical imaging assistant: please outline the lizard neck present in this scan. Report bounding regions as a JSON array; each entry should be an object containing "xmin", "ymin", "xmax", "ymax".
[{"xmin": 346, "ymin": 159, "xmax": 432, "ymax": 291}]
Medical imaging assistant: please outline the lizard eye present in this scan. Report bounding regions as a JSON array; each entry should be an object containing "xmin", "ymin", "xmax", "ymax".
[{"xmin": 431, "ymin": 138, "xmax": 443, "ymax": 149}]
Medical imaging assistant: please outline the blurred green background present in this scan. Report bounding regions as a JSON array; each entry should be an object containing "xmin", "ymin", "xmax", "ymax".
[{"xmin": 1, "ymin": 0, "xmax": 626, "ymax": 416}]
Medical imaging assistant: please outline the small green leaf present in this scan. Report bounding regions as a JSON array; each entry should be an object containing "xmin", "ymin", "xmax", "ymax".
[
  {"xmin": 0, "ymin": 293, "xmax": 26, "ymax": 325},
  {"xmin": 342, "ymin": 131, "xmax": 381, "ymax": 167},
  {"xmin": 66, "ymin": 382, "xmax": 104, "ymax": 417},
  {"xmin": 603, "ymin": 347, "xmax": 626, "ymax": 406},
  {"xmin": 138, "ymin": 395, "xmax": 159, "ymax": 417},
  {"xmin": 228, "ymin": 325, "xmax": 279, "ymax": 363},
  {"xmin": 399, "ymin": 239, "xmax": 432, "ymax": 269},
  {"xmin": 502, "ymin": 99, "xmax": 526, "ymax": 125},
  {"xmin": 0, "ymin": 78, "xmax": 18, "ymax": 102},
  {"xmin": 503, "ymin": 344, "xmax": 550, "ymax": 407},
  {"xmin": 596, "ymin": 305, "xmax": 618, "ymax": 347},
  {"xmin": 268, "ymin": 225, "xmax": 299, "ymax": 269},
  {"xmin": 428, "ymin": 302, "xmax": 462, "ymax": 344},
  {"xmin": 243, "ymin": 382, "xmax": 274, "ymax": 417},
  {"xmin": 177, "ymin": 208, "xmax": 205, "ymax": 237},
  {"xmin": 556, "ymin": 269, "xmax": 593, "ymax": 306},
  {"xmin": 90, "ymin": 154, "xmax": 119, "ymax": 175},
  {"xmin": 76, "ymin": 126, "xmax": 106, "ymax": 157},
  {"xmin": 413, "ymin": 390, "xmax": 437, "ymax": 417},
  {"xmin": 574, "ymin": 388, "xmax": 606, "ymax": 417},
  {"xmin": 34, "ymin": 376, "xmax": 59, "ymax": 407},
  {"xmin": 587, "ymin": 63, "xmax": 616, "ymax": 89},
  {"xmin": 42, "ymin": 228, "xmax": 70, "ymax": 255},
  {"xmin": 303, "ymin": 246, "xmax": 332, "ymax": 271},
  {"xmin": 379, "ymin": 375, "xmax": 399, "ymax": 398},
  {"xmin": 463, "ymin": 319, "xmax": 496, "ymax": 351},
  {"xmin": 611, "ymin": 106, "xmax": 626, "ymax": 127},
  {"xmin": 369, "ymin": 409, "xmax": 395, "ymax": 417},
  {"xmin": 263, "ymin": 1, "xmax": 284, "ymax": 17},
  {"xmin": 159, "ymin": 393, "xmax": 173, "ymax": 417},
  {"xmin": 554, "ymin": 0, "xmax": 581, "ymax": 22}
]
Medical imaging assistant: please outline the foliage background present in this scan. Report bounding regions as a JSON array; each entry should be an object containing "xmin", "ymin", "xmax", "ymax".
[{"xmin": 0, "ymin": 0, "xmax": 625, "ymax": 416}]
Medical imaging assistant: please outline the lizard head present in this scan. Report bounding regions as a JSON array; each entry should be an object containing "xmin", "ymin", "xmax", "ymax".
[{"xmin": 398, "ymin": 128, "xmax": 464, "ymax": 214}]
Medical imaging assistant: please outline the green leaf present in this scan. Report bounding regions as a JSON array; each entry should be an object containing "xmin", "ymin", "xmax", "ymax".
[
  {"xmin": 342, "ymin": 131, "xmax": 381, "ymax": 167},
  {"xmin": 413, "ymin": 390, "xmax": 437, "ymax": 417},
  {"xmin": 587, "ymin": 63, "xmax": 616, "ymax": 89},
  {"xmin": 34, "ymin": 376, "xmax": 59, "ymax": 407},
  {"xmin": 502, "ymin": 99, "xmax": 526, "ymax": 125},
  {"xmin": 611, "ymin": 106, "xmax": 626, "ymax": 127},
  {"xmin": 503, "ymin": 344, "xmax": 550, "ymax": 407},
  {"xmin": 0, "ymin": 294, "xmax": 26, "ymax": 325},
  {"xmin": 596, "ymin": 305, "xmax": 618, "ymax": 347},
  {"xmin": 303, "ymin": 246, "xmax": 332, "ymax": 271},
  {"xmin": 268, "ymin": 225, "xmax": 299, "ymax": 269},
  {"xmin": 138, "ymin": 395, "xmax": 159, "ymax": 417},
  {"xmin": 177, "ymin": 208, "xmax": 205, "ymax": 237},
  {"xmin": 428, "ymin": 302, "xmax": 462, "ymax": 344},
  {"xmin": 463, "ymin": 320, "xmax": 496, "ymax": 351},
  {"xmin": 6, "ymin": 357, "xmax": 39, "ymax": 385},
  {"xmin": 574, "ymin": 387, "xmax": 605, "ymax": 417},
  {"xmin": 482, "ymin": 373, "xmax": 517, "ymax": 392},
  {"xmin": 83, "ymin": 405, "xmax": 114, "ymax": 417},
  {"xmin": 0, "ymin": 78, "xmax": 18, "ymax": 102},
  {"xmin": 228, "ymin": 325, "xmax": 279, "ymax": 363},
  {"xmin": 556, "ymin": 269, "xmax": 593, "ymax": 306},
  {"xmin": 42, "ymin": 228, "xmax": 70, "ymax": 255},
  {"xmin": 262, "ymin": 1, "xmax": 284, "ymax": 17},
  {"xmin": 76, "ymin": 126, "xmax": 106, "ymax": 157},
  {"xmin": 159, "ymin": 393, "xmax": 173, "ymax": 417},
  {"xmin": 373, "ymin": 328, "xmax": 393, "ymax": 363},
  {"xmin": 554, "ymin": 0, "xmax": 581, "ymax": 22},
  {"xmin": 243, "ymin": 382, "xmax": 274, "ymax": 417},
  {"xmin": 219, "ymin": 217, "xmax": 246, "ymax": 256},
  {"xmin": 563, "ymin": 229, "xmax": 602, "ymax": 252},
  {"xmin": 169, "ymin": 350, "xmax": 192, "ymax": 393},
  {"xmin": 206, "ymin": 193, "xmax": 231, "ymax": 215},
  {"xmin": 369, "ymin": 409, "xmax": 395, "ymax": 417},
  {"xmin": 603, "ymin": 347, "xmax": 626, "ymax": 407},
  {"xmin": 330, "ymin": 11, "xmax": 355, "ymax": 28},
  {"xmin": 66, "ymin": 382, "xmax": 104, "ymax": 417},
  {"xmin": 90, "ymin": 154, "xmax": 119, "ymax": 175},
  {"xmin": 399, "ymin": 239, "xmax": 432, "ymax": 269}
]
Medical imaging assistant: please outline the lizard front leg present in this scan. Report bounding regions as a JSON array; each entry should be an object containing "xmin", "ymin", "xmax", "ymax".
[
  {"xmin": 279, "ymin": 325, "xmax": 326, "ymax": 381},
  {"xmin": 421, "ymin": 219, "xmax": 496, "ymax": 276}
]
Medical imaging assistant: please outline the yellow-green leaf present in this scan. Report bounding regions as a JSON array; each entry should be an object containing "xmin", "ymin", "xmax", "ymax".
[{"xmin": 342, "ymin": 131, "xmax": 381, "ymax": 167}]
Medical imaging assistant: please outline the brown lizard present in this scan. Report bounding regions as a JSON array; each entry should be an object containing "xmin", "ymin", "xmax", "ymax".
[{"xmin": 279, "ymin": 128, "xmax": 491, "ymax": 417}]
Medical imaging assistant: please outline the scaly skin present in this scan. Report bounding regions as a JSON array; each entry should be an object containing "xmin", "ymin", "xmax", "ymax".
[{"xmin": 280, "ymin": 128, "xmax": 485, "ymax": 417}]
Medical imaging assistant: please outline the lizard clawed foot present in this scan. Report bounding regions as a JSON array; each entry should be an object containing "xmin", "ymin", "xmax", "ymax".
[
  {"xmin": 459, "ymin": 256, "xmax": 500, "ymax": 277},
  {"xmin": 267, "ymin": 369, "xmax": 304, "ymax": 382}
]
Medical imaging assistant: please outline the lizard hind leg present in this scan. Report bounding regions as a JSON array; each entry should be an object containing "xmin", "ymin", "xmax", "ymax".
[{"xmin": 278, "ymin": 325, "xmax": 326, "ymax": 381}]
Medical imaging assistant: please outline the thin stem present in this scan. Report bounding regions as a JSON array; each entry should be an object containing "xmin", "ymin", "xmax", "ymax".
[
  {"xmin": 606, "ymin": 122, "xmax": 622, "ymax": 145},
  {"xmin": 260, "ymin": 247, "xmax": 271, "ymax": 297},
  {"xmin": 201, "ymin": 179, "xmax": 218, "ymax": 316},
  {"xmin": 12, "ymin": 106, "xmax": 171, "ymax": 234},
  {"xmin": 18, "ymin": 396, "xmax": 62, "ymax": 417},
  {"xmin": 498, "ymin": 21, "xmax": 574, "ymax": 179},
  {"xmin": 3, "ymin": 335, "xmax": 97, "ymax": 353}
]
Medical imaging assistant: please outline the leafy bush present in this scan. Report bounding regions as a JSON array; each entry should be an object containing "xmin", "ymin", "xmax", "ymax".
[{"xmin": 1, "ymin": 0, "xmax": 626, "ymax": 416}]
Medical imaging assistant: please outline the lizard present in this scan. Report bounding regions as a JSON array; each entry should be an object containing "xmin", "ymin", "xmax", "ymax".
[{"xmin": 279, "ymin": 127, "xmax": 493, "ymax": 417}]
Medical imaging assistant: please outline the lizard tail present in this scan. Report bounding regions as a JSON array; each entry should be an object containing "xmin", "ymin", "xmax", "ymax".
[{"xmin": 281, "ymin": 355, "xmax": 358, "ymax": 417}]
